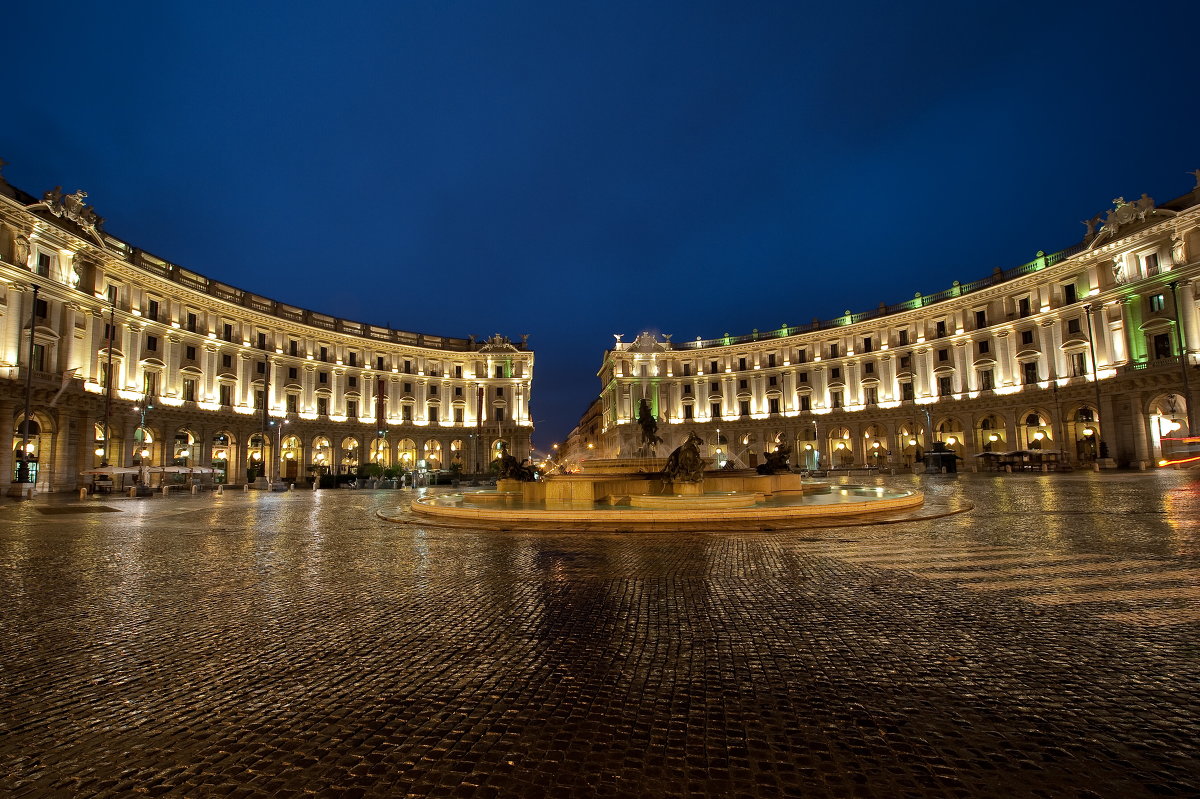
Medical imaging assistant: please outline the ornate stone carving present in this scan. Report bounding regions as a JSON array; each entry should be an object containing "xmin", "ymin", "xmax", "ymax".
[
  {"xmin": 26, "ymin": 186, "xmax": 105, "ymax": 236},
  {"xmin": 1172, "ymin": 231, "xmax": 1188, "ymax": 265},
  {"xmin": 479, "ymin": 333, "xmax": 518, "ymax": 352}
]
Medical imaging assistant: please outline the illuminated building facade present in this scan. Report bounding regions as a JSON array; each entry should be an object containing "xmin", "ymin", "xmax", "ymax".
[
  {"xmin": 0, "ymin": 173, "xmax": 533, "ymax": 493},
  {"xmin": 587, "ymin": 175, "xmax": 1200, "ymax": 471}
]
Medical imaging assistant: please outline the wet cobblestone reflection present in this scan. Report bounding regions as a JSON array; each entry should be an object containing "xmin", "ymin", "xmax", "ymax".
[{"xmin": 2, "ymin": 472, "xmax": 1199, "ymax": 797}]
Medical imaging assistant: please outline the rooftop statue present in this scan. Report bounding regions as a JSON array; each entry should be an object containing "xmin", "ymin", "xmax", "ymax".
[{"xmin": 663, "ymin": 432, "xmax": 705, "ymax": 484}]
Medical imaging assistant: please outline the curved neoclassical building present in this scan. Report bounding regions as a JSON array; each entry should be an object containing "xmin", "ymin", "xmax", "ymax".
[
  {"xmin": 0, "ymin": 174, "xmax": 533, "ymax": 493},
  {"xmin": 578, "ymin": 175, "xmax": 1200, "ymax": 472}
]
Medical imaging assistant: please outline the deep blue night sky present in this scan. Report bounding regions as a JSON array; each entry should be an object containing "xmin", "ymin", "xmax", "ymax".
[{"xmin": 5, "ymin": 2, "xmax": 1200, "ymax": 446}]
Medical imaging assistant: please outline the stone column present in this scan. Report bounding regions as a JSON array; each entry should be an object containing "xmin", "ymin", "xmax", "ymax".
[
  {"xmin": 1179, "ymin": 280, "xmax": 1200, "ymax": 358},
  {"xmin": 953, "ymin": 341, "xmax": 970, "ymax": 392},
  {"xmin": 1, "ymin": 283, "xmax": 26, "ymax": 368},
  {"xmin": 237, "ymin": 353, "xmax": 252, "ymax": 407},
  {"xmin": 1130, "ymin": 396, "xmax": 1150, "ymax": 466},
  {"xmin": 0, "ymin": 399, "xmax": 15, "ymax": 490}
]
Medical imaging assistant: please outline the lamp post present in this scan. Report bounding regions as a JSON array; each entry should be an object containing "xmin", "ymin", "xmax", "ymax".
[
  {"xmin": 1082, "ymin": 303, "xmax": 1107, "ymax": 458},
  {"xmin": 1168, "ymin": 281, "xmax": 1197, "ymax": 434},
  {"xmin": 15, "ymin": 285, "xmax": 39, "ymax": 489}
]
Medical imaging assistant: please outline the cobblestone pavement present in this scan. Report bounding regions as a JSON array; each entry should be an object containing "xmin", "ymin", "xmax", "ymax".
[{"xmin": 2, "ymin": 471, "xmax": 1198, "ymax": 798}]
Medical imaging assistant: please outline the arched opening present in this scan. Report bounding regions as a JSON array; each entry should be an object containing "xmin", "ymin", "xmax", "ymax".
[
  {"xmin": 397, "ymin": 438, "xmax": 417, "ymax": 470},
  {"xmin": 311, "ymin": 436, "xmax": 332, "ymax": 476},
  {"xmin": 863, "ymin": 424, "xmax": 888, "ymax": 465},
  {"xmin": 247, "ymin": 434, "xmax": 266, "ymax": 483},
  {"xmin": 340, "ymin": 437, "xmax": 360, "ymax": 474},
  {"xmin": 1149, "ymin": 394, "xmax": 1189, "ymax": 463},
  {"xmin": 212, "ymin": 432, "xmax": 234, "ymax": 484},
  {"xmin": 828, "ymin": 426, "xmax": 852, "ymax": 468},
  {"xmin": 1022, "ymin": 412, "xmax": 1050, "ymax": 449},
  {"xmin": 424, "ymin": 439, "xmax": 443, "ymax": 470},
  {"xmin": 172, "ymin": 429, "xmax": 196, "ymax": 466},
  {"xmin": 281, "ymin": 435, "xmax": 302, "ymax": 480},
  {"xmin": 369, "ymin": 437, "xmax": 390, "ymax": 468}
]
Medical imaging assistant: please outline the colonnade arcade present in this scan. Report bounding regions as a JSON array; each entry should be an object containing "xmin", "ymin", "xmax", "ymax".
[{"xmin": 634, "ymin": 391, "xmax": 1189, "ymax": 473}]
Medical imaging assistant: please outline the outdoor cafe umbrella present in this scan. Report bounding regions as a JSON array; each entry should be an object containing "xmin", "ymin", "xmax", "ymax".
[
  {"xmin": 79, "ymin": 466, "xmax": 142, "ymax": 475},
  {"xmin": 147, "ymin": 465, "xmax": 217, "ymax": 474}
]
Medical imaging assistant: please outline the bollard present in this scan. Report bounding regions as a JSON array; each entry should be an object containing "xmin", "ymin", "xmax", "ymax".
[
  {"xmin": 79, "ymin": 487, "xmax": 88, "ymax": 499},
  {"xmin": 191, "ymin": 484, "xmax": 199, "ymax": 495},
  {"xmin": 312, "ymin": 480, "xmax": 318, "ymax": 491},
  {"xmin": 216, "ymin": 485, "xmax": 224, "ymax": 496},
  {"xmin": 1093, "ymin": 463, "xmax": 1100, "ymax": 472},
  {"xmin": 128, "ymin": 487, "xmax": 137, "ymax": 498},
  {"xmin": 243, "ymin": 484, "xmax": 250, "ymax": 491},
  {"xmin": 162, "ymin": 485, "xmax": 171, "ymax": 495},
  {"xmin": 1005, "ymin": 465, "xmax": 1012, "ymax": 473}
]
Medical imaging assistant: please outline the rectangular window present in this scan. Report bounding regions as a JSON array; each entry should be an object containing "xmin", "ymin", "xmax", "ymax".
[
  {"xmin": 936, "ymin": 320, "xmax": 947, "ymax": 338},
  {"xmin": 319, "ymin": 372, "xmax": 328, "ymax": 384},
  {"xmin": 286, "ymin": 394, "xmax": 298, "ymax": 413},
  {"xmin": 429, "ymin": 384, "xmax": 437, "ymax": 395},
  {"xmin": 495, "ymin": 366, "xmax": 504, "ymax": 378},
  {"xmin": 257, "ymin": 332, "xmax": 267, "ymax": 349},
  {"xmin": 1018, "ymin": 297, "xmax": 1032, "ymax": 318},
  {"xmin": 180, "ymin": 378, "xmax": 196, "ymax": 402},
  {"xmin": 683, "ymin": 385, "xmax": 692, "ymax": 394},
  {"xmin": 34, "ymin": 298, "xmax": 48, "ymax": 318},
  {"xmin": 738, "ymin": 357, "xmax": 747, "ymax": 370},
  {"xmin": 349, "ymin": 376, "xmax": 358, "ymax": 388},
  {"xmin": 223, "ymin": 323, "xmax": 234, "ymax": 342},
  {"xmin": 30, "ymin": 343, "xmax": 45, "ymax": 372},
  {"xmin": 147, "ymin": 299, "xmax": 159, "ymax": 321},
  {"xmin": 106, "ymin": 284, "xmax": 118, "ymax": 304},
  {"xmin": 768, "ymin": 375, "xmax": 777, "ymax": 386},
  {"xmin": 1149, "ymin": 294, "xmax": 1166, "ymax": 313},
  {"xmin": 348, "ymin": 352, "xmax": 357, "ymax": 367},
  {"xmin": 319, "ymin": 347, "xmax": 328, "ymax": 362},
  {"xmin": 185, "ymin": 345, "xmax": 196, "ymax": 361},
  {"xmin": 496, "ymin": 387, "xmax": 504, "ymax": 397},
  {"xmin": 492, "ymin": 407, "xmax": 503, "ymax": 422},
  {"xmin": 767, "ymin": 353, "xmax": 776, "ymax": 367},
  {"xmin": 1145, "ymin": 253, "xmax": 1160, "ymax": 276},
  {"xmin": 144, "ymin": 371, "xmax": 157, "ymax": 396},
  {"xmin": 798, "ymin": 372, "xmax": 808, "ymax": 383},
  {"xmin": 347, "ymin": 400, "xmax": 358, "ymax": 418},
  {"xmin": 938, "ymin": 348, "xmax": 949, "ymax": 362},
  {"xmin": 1067, "ymin": 318, "xmax": 1081, "ymax": 334},
  {"xmin": 1021, "ymin": 330, "xmax": 1034, "ymax": 346},
  {"xmin": 978, "ymin": 340, "xmax": 990, "ymax": 355},
  {"xmin": 710, "ymin": 381, "xmax": 719, "ymax": 392},
  {"xmin": 256, "ymin": 361, "xmax": 266, "ymax": 375},
  {"xmin": 186, "ymin": 312, "xmax": 198, "ymax": 332},
  {"xmin": 975, "ymin": 310, "xmax": 987, "ymax": 329},
  {"xmin": 830, "ymin": 391, "xmax": 842, "ymax": 409},
  {"xmin": 829, "ymin": 343, "xmax": 839, "ymax": 358},
  {"xmin": 831, "ymin": 368, "xmax": 840, "ymax": 380},
  {"xmin": 980, "ymin": 369, "xmax": 994, "ymax": 391},
  {"xmin": 289, "ymin": 340, "xmax": 298, "ymax": 356},
  {"xmin": 146, "ymin": 335, "xmax": 158, "ymax": 352},
  {"xmin": 378, "ymin": 356, "xmax": 386, "ymax": 370},
  {"xmin": 865, "ymin": 362, "xmax": 875, "ymax": 375},
  {"xmin": 898, "ymin": 330, "xmax": 909, "ymax": 345},
  {"xmin": 222, "ymin": 353, "xmax": 232, "ymax": 369},
  {"xmin": 900, "ymin": 355, "xmax": 911, "ymax": 368},
  {"xmin": 683, "ymin": 405, "xmax": 693, "ymax": 420},
  {"xmin": 219, "ymin": 384, "xmax": 232, "ymax": 406},
  {"xmin": 317, "ymin": 397, "xmax": 329, "ymax": 416},
  {"xmin": 938, "ymin": 375, "xmax": 952, "ymax": 396},
  {"xmin": 739, "ymin": 400, "xmax": 750, "ymax": 417},
  {"xmin": 769, "ymin": 397, "xmax": 780, "ymax": 414},
  {"xmin": 797, "ymin": 350, "xmax": 807, "ymax": 364},
  {"xmin": 288, "ymin": 367, "xmax": 297, "ymax": 380},
  {"xmin": 254, "ymin": 390, "xmax": 264, "ymax": 410},
  {"xmin": 738, "ymin": 379, "xmax": 748, "ymax": 390},
  {"xmin": 35, "ymin": 251, "xmax": 51, "ymax": 275},
  {"xmin": 99, "ymin": 362, "xmax": 111, "ymax": 389},
  {"xmin": 800, "ymin": 395, "xmax": 810, "ymax": 411},
  {"xmin": 1063, "ymin": 284, "xmax": 1077, "ymax": 304},
  {"xmin": 403, "ymin": 382, "xmax": 412, "ymax": 393},
  {"xmin": 865, "ymin": 386, "xmax": 878, "ymax": 405},
  {"xmin": 1071, "ymin": 352, "xmax": 1087, "ymax": 377},
  {"xmin": 404, "ymin": 360, "xmax": 412, "ymax": 374},
  {"xmin": 711, "ymin": 402, "xmax": 722, "ymax": 418},
  {"xmin": 104, "ymin": 323, "xmax": 115, "ymax": 343},
  {"xmin": 901, "ymin": 382, "xmax": 914, "ymax": 401},
  {"xmin": 1023, "ymin": 362, "xmax": 1039, "ymax": 384},
  {"xmin": 1153, "ymin": 333, "xmax": 1172, "ymax": 359},
  {"xmin": 454, "ymin": 365, "xmax": 462, "ymax": 378},
  {"xmin": 861, "ymin": 337, "xmax": 872, "ymax": 353},
  {"xmin": 403, "ymin": 406, "xmax": 413, "ymax": 422},
  {"xmin": 453, "ymin": 385, "xmax": 461, "ymax": 396}
]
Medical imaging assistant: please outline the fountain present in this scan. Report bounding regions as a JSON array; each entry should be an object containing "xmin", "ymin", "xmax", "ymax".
[{"xmin": 385, "ymin": 419, "xmax": 929, "ymax": 531}]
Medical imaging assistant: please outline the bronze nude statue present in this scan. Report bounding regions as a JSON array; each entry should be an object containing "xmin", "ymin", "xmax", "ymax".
[{"xmin": 663, "ymin": 432, "xmax": 705, "ymax": 484}]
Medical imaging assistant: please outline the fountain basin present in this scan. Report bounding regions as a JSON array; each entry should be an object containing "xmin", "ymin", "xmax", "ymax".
[{"xmin": 400, "ymin": 483, "xmax": 925, "ymax": 531}]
